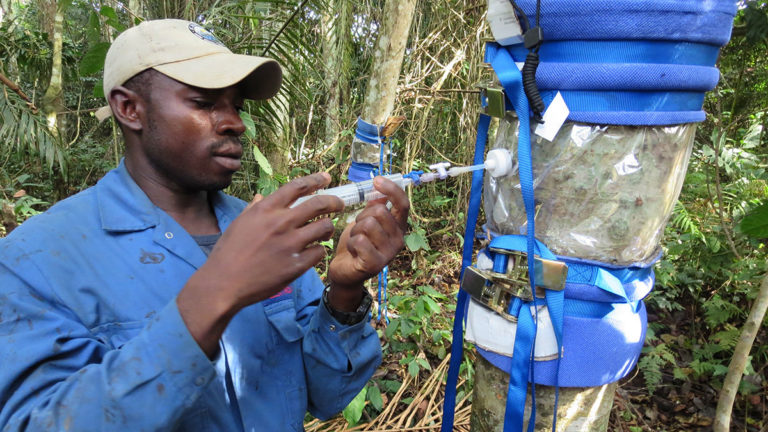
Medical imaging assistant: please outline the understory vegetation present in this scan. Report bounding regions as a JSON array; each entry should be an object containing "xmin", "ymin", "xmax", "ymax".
[{"xmin": 1, "ymin": 1, "xmax": 766, "ymax": 431}]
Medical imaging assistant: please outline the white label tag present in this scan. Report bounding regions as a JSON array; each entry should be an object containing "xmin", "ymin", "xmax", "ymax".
[
  {"xmin": 535, "ymin": 92, "xmax": 570, "ymax": 142},
  {"xmin": 487, "ymin": 0, "xmax": 523, "ymax": 45}
]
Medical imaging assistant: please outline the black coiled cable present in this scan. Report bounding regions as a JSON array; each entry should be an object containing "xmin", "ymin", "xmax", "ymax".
[
  {"xmin": 522, "ymin": 51, "xmax": 545, "ymax": 118},
  {"xmin": 509, "ymin": 0, "xmax": 545, "ymax": 121}
]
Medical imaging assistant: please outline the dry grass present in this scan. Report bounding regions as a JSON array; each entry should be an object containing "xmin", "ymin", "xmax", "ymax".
[{"xmin": 305, "ymin": 355, "xmax": 472, "ymax": 432}]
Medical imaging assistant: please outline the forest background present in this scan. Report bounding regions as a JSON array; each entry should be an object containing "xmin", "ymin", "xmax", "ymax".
[{"xmin": 0, "ymin": 0, "xmax": 766, "ymax": 431}]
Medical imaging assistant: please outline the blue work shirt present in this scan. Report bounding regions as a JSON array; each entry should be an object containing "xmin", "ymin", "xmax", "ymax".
[{"xmin": 0, "ymin": 161, "xmax": 382, "ymax": 431}]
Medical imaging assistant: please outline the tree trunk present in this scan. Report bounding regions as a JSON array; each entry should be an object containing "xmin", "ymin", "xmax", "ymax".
[
  {"xmin": 321, "ymin": 0, "xmax": 352, "ymax": 147},
  {"xmin": 360, "ymin": 0, "xmax": 417, "ymax": 126},
  {"xmin": 255, "ymin": 1, "xmax": 291, "ymax": 174},
  {"xmin": 41, "ymin": 0, "xmax": 65, "ymax": 137},
  {"xmin": 0, "ymin": 0, "xmax": 12, "ymax": 23},
  {"xmin": 127, "ymin": 0, "xmax": 144, "ymax": 19},
  {"xmin": 714, "ymin": 273, "xmax": 768, "ymax": 432},
  {"xmin": 471, "ymin": 356, "xmax": 616, "ymax": 432}
]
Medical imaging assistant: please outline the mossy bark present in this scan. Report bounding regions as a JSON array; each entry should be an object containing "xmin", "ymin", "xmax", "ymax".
[{"xmin": 471, "ymin": 355, "xmax": 617, "ymax": 432}]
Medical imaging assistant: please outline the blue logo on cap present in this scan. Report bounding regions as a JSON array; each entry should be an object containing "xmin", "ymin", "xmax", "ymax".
[{"xmin": 188, "ymin": 23, "xmax": 225, "ymax": 47}]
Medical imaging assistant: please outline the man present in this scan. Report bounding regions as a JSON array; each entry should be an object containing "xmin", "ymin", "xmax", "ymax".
[{"xmin": 0, "ymin": 19, "xmax": 409, "ymax": 431}]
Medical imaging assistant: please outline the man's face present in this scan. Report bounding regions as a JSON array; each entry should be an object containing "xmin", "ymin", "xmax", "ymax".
[{"xmin": 130, "ymin": 72, "xmax": 247, "ymax": 193}]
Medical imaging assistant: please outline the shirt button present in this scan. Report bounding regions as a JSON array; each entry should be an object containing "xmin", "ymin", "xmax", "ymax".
[
  {"xmin": 165, "ymin": 232, "xmax": 174, "ymax": 239},
  {"xmin": 329, "ymin": 324, "xmax": 336, "ymax": 332},
  {"xmin": 194, "ymin": 376, "xmax": 206, "ymax": 386}
]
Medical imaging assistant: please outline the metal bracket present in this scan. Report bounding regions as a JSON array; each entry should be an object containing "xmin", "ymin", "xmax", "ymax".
[
  {"xmin": 461, "ymin": 251, "xmax": 568, "ymax": 322},
  {"xmin": 476, "ymin": 83, "xmax": 506, "ymax": 119}
]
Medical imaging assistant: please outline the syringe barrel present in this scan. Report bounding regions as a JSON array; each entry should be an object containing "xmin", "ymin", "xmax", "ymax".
[{"xmin": 292, "ymin": 173, "xmax": 409, "ymax": 208}]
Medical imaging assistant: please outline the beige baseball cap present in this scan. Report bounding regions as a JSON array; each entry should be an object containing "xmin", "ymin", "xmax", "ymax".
[{"xmin": 96, "ymin": 19, "xmax": 282, "ymax": 121}]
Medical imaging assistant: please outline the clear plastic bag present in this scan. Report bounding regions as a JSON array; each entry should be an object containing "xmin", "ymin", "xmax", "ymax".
[
  {"xmin": 484, "ymin": 119, "xmax": 696, "ymax": 265},
  {"xmin": 351, "ymin": 137, "xmax": 389, "ymax": 165}
]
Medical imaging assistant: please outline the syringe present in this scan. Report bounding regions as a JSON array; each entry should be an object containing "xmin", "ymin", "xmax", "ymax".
[
  {"xmin": 291, "ymin": 173, "xmax": 431, "ymax": 208},
  {"xmin": 290, "ymin": 148, "xmax": 513, "ymax": 208}
]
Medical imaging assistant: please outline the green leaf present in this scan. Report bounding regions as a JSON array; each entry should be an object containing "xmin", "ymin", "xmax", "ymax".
[
  {"xmin": 342, "ymin": 387, "xmax": 366, "ymax": 426},
  {"xmin": 404, "ymin": 228, "xmax": 430, "ymax": 252},
  {"xmin": 86, "ymin": 11, "xmax": 102, "ymax": 44},
  {"xmin": 380, "ymin": 380, "xmax": 402, "ymax": 394},
  {"xmin": 367, "ymin": 385, "xmax": 383, "ymax": 411},
  {"xmin": 100, "ymin": 6, "xmax": 126, "ymax": 32},
  {"xmin": 92, "ymin": 80, "xmax": 105, "ymax": 99},
  {"xmin": 423, "ymin": 296, "xmax": 441, "ymax": 314},
  {"xmin": 79, "ymin": 42, "xmax": 111, "ymax": 76},
  {"xmin": 256, "ymin": 175, "xmax": 279, "ymax": 196},
  {"xmin": 384, "ymin": 318, "xmax": 399, "ymax": 339},
  {"xmin": 408, "ymin": 360, "xmax": 419, "ymax": 377},
  {"xmin": 252, "ymin": 145, "xmax": 273, "ymax": 176},
  {"xmin": 240, "ymin": 111, "xmax": 256, "ymax": 139},
  {"xmin": 416, "ymin": 357, "xmax": 431, "ymax": 370},
  {"xmin": 741, "ymin": 202, "xmax": 768, "ymax": 238}
]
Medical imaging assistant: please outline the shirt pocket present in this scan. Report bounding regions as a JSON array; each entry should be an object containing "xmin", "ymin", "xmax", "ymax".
[{"xmin": 263, "ymin": 298, "xmax": 304, "ymax": 346}]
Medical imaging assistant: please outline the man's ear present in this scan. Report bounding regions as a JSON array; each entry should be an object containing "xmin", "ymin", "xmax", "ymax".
[{"xmin": 108, "ymin": 86, "xmax": 145, "ymax": 132}]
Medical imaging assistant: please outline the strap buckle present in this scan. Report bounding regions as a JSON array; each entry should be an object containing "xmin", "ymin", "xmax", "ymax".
[
  {"xmin": 461, "ymin": 250, "xmax": 568, "ymax": 322},
  {"xmin": 475, "ymin": 69, "xmax": 506, "ymax": 119}
]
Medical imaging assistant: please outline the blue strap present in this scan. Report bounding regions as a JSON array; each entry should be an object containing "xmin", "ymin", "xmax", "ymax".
[
  {"xmin": 441, "ymin": 114, "xmax": 490, "ymax": 432},
  {"xmin": 488, "ymin": 236, "xmax": 565, "ymax": 432},
  {"xmin": 505, "ymin": 301, "xmax": 535, "ymax": 429},
  {"xmin": 354, "ymin": 116, "xmax": 384, "ymax": 144},
  {"xmin": 490, "ymin": 41, "xmax": 542, "ymax": 432},
  {"xmin": 377, "ymin": 266, "xmax": 389, "ymax": 324},
  {"xmin": 348, "ymin": 162, "xmax": 376, "ymax": 182}
]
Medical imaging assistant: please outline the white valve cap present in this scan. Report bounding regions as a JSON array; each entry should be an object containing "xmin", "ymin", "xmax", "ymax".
[{"xmin": 485, "ymin": 148, "xmax": 513, "ymax": 177}]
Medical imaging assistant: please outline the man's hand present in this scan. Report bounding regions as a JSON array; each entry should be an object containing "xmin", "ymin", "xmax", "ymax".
[
  {"xmin": 178, "ymin": 173, "xmax": 344, "ymax": 356},
  {"xmin": 326, "ymin": 176, "xmax": 409, "ymax": 312}
]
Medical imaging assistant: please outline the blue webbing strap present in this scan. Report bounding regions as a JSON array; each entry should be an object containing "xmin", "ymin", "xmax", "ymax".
[
  {"xmin": 489, "ymin": 42, "xmax": 567, "ymax": 432},
  {"xmin": 489, "ymin": 42, "xmax": 539, "ymax": 432},
  {"xmin": 377, "ymin": 122, "xmax": 392, "ymax": 324},
  {"xmin": 377, "ymin": 266, "xmax": 389, "ymax": 324},
  {"xmin": 441, "ymin": 113, "xmax": 490, "ymax": 432}
]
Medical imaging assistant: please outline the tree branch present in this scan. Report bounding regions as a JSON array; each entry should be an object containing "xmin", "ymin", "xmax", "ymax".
[
  {"xmin": 714, "ymin": 274, "xmax": 768, "ymax": 432},
  {"xmin": 711, "ymin": 131, "xmax": 743, "ymax": 259},
  {"xmin": 0, "ymin": 71, "xmax": 39, "ymax": 113}
]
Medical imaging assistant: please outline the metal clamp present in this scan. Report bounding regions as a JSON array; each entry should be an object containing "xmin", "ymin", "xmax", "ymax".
[
  {"xmin": 475, "ymin": 81, "xmax": 507, "ymax": 119},
  {"xmin": 461, "ymin": 250, "xmax": 568, "ymax": 322}
]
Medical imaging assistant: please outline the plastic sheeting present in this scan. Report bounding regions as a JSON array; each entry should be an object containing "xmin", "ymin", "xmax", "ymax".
[
  {"xmin": 484, "ymin": 119, "xmax": 696, "ymax": 265},
  {"xmin": 350, "ymin": 137, "xmax": 387, "ymax": 165}
]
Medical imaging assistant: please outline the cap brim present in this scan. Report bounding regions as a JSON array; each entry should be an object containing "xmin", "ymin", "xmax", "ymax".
[{"xmin": 153, "ymin": 53, "xmax": 282, "ymax": 100}]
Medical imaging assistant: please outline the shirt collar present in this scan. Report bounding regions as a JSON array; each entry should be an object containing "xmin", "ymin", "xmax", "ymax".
[{"xmin": 96, "ymin": 159, "xmax": 244, "ymax": 233}]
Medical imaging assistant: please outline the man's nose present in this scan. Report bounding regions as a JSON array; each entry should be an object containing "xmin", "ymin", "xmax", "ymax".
[{"xmin": 216, "ymin": 105, "xmax": 246, "ymax": 136}]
